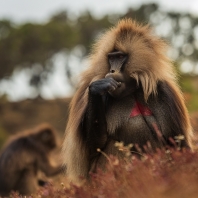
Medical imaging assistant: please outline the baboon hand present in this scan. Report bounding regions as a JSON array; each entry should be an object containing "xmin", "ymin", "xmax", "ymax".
[{"xmin": 89, "ymin": 78, "xmax": 121, "ymax": 95}]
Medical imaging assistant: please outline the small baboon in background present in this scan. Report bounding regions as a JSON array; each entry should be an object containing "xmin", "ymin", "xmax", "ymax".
[{"xmin": 0, "ymin": 123, "xmax": 62, "ymax": 196}]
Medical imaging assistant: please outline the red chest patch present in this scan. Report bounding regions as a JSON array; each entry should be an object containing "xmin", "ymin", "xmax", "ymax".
[{"xmin": 130, "ymin": 101, "xmax": 152, "ymax": 117}]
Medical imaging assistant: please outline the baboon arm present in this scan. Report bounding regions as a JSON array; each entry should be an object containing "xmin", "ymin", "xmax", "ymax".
[
  {"xmin": 38, "ymin": 157, "xmax": 61, "ymax": 176},
  {"xmin": 152, "ymin": 81, "xmax": 191, "ymax": 145},
  {"xmin": 82, "ymin": 93, "xmax": 108, "ymax": 159}
]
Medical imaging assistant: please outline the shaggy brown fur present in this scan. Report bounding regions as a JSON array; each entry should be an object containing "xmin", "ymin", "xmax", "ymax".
[
  {"xmin": 62, "ymin": 19, "xmax": 193, "ymax": 184},
  {"xmin": 0, "ymin": 123, "xmax": 62, "ymax": 196}
]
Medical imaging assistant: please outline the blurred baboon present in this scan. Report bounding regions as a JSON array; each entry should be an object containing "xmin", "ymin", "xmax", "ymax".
[
  {"xmin": 0, "ymin": 123, "xmax": 62, "ymax": 196},
  {"xmin": 62, "ymin": 18, "xmax": 193, "ymax": 184}
]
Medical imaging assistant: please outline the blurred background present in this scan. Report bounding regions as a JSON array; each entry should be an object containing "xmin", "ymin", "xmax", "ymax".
[{"xmin": 0, "ymin": 0, "xmax": 198, "ymax": 148}]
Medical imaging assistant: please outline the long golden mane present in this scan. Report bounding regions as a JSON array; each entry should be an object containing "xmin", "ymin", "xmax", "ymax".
[{"xmin": 62, "ymin": 19, "xmax": 194, "ymax": 183}]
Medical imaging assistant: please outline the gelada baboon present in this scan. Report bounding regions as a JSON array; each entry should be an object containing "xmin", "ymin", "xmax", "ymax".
[
  {"xmin": 62, "ymin": 18, "xmax": 193, "ymax": 184},
  {"xmin": 0, "ymin": 123, "xmax": 62, "ymax": 196}
]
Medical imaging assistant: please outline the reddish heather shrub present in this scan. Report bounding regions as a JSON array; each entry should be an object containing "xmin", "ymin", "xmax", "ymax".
[{"xmin": 7, "ymin": 147, "xmax": 198, "ymax": 198}]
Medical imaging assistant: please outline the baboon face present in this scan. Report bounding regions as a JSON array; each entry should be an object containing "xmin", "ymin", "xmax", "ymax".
[
  {"xmin": 35, "ymin": 129, "xmax": 57, "ymax": 149},
  {"xmin": 105, "ymin": 50, "xmax": 137, "ymax": 98}
]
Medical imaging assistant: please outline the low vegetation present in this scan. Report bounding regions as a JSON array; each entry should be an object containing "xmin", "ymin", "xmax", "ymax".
[{"xmin": 7, "ymin": 146, "xmax": 198, "ymax": 198}]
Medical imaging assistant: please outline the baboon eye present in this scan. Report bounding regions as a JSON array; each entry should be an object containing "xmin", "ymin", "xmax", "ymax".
[
  {"xmin": 109, "ymin": 55, "xmax": 124, "ymax": 60},
  {"xmin": 109, "ymin": 56, "xmax": 114, "ymax": 60},
  {"xmin": 108, "ymin": 51, "xmax": 127, "ymax": 64}
]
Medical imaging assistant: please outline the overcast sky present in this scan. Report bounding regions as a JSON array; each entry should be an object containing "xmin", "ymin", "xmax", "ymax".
[{"xmin": 0, "ymin": 0, "xmax": 198, "ymax": 23}]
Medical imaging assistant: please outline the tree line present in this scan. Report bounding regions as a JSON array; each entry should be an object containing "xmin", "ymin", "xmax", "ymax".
[{"xmin": 0, "ymin": 3, "xmax": 198, "ymax": 91}]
